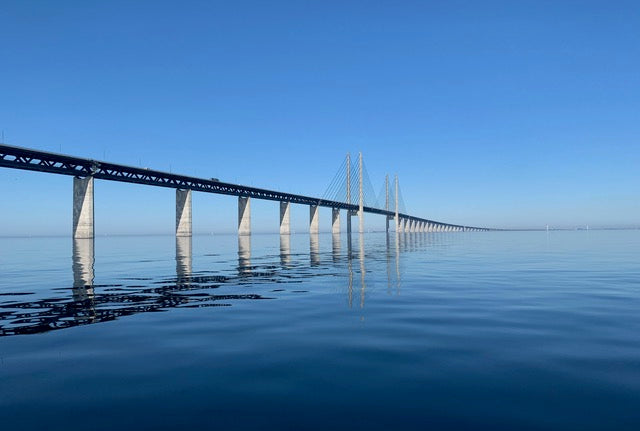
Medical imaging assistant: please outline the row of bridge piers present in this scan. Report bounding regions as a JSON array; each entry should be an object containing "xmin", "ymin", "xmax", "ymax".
[{"xmin": 73, "ymin": 176, "xmax": 483, "ymax": 239}]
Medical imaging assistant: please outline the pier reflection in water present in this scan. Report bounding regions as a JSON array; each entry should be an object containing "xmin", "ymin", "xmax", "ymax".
[
  {"xmin": 310, "ymin": 233, "xmax": 320, "ymax": 266},
  {"xmin": 238, "ymin": 235, "xmax": 251, "ymax": 276},
  {"xmin": 280, "ymin": 234, "xmax": 291, "ymax": 267},
  {"xmin": 72, "ymin": 238, "xmax": 96, "ymax": 323},
  {"xmin": 176, "ymin": 236, "xmax": 192, "ymax": 280},
  {"xmin": 72, "ymin": 238, "xmax": 95, "ymax": 297},
  {"xmin": 332, "ymin": 233, "xmax": 341, "ymax": 263},
  {"xmin": 0, "ymin": 232, "xmax": 434, "ymax": 336},
  {"xmin": 359, "ymin": 233, "xmax": 366, "ymax": 309}
]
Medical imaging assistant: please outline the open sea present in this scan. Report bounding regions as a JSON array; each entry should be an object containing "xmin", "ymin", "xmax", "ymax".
[{"xmin": 1, "ymin": 230, "xmax": 639, "ymax": 430}]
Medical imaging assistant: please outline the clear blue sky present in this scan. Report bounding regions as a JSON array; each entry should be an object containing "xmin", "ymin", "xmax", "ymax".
[{"xmin": 1, "ymin": 0, "xmax": 638, "ymax": 235}]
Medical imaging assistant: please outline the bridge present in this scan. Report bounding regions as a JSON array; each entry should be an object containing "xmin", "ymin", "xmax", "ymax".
[{"xmin": 0, "ymin": 144, "xmax": 491, "ymax": 237}]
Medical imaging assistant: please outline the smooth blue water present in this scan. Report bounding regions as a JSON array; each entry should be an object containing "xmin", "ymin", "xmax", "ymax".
[{"xmin": 1, "ymin": 231, "xmax": 639, "ymax": 430}]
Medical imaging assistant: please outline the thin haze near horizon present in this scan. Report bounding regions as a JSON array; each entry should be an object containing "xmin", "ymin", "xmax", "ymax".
[{"xmin": 0, "ymin": 1, "xmax": 638, "ymax": 235}]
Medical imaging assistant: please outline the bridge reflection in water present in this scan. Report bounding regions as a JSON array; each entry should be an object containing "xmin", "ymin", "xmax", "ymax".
[{"xmin": 0, "ymin": 232, "xmax": 454, "ymax": 337}]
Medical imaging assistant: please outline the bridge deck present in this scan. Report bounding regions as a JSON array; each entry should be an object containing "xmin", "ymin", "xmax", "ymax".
[{"xmin": 0, "ymin": 144, "xmax": 487, "ymax": 230}]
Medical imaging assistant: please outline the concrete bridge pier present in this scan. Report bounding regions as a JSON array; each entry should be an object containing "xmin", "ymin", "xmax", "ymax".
[
  {"xmin": 310, "ymin": 205, "xmax": 319, "ymax": 234},
  {"xmin": 280, "ymin": 202, "xmax": 291, "ymax": 235},
  {"xmin": 404, "ymin": 219, "xmax": 410, "ymax": 233},
  {"xmin": 386, "ymin": 215, "xmax": 393, "ymax": 233},
  {"xmin": 238, "ymin": 197, "xmax": 251, "ymax": 236},
  {"xmin": 73, "ymin": 176, "xmax": 94, "ymax": 239},
  {"xmin": 176, "ymin": 189, "xmax": 192, "ymax": 237},
  {"xmin": 332, "ymin": 208, "xmax": 341, "ymax": 234}
]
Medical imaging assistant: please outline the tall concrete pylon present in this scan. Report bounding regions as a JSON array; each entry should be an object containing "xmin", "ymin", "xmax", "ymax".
[
  {"xmin": 394, "ymin": 175, "xmax": 400, "ymax": 233},
  {"xmin": 358, "ymin": 152, "xmax": 364, "ymax": 234},
  {"xmin": 385, "ymin": 174, "xmax": 390, "ymax": 233},
  {"xmin": 346, "ymin": 153, "xmax": 352, "ymax": 235}
]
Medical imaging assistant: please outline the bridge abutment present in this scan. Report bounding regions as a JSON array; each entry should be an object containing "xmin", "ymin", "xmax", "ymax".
[
  {"xmin": 176, "ymin": 189, "xmax": 192, "ymax": 237},
  {"xmin": 279, "ymin": 202, "xmax": 290, "ymax": 235},
  {"xmin": 238, "ymin": 197, "xmax": 251, "ymax": 236},
  {"xmin": 73, "ymin": 176, "xmax": 94, "ymax": 239}
]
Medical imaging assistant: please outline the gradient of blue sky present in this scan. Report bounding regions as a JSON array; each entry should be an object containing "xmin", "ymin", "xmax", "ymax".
[{"xmin": 1, "ymin": 0, "xmax": 638, "ymax": 235}]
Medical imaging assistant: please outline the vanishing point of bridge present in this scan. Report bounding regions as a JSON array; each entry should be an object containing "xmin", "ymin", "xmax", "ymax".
[{"xmin": 0, "ymin": 144, "xmax": 491, "ymax": 237}]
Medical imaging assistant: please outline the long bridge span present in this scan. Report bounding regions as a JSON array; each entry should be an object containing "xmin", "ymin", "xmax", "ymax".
[{"xmin": 0, "ymin": 144, "xmax": 491, "ymax": 237}]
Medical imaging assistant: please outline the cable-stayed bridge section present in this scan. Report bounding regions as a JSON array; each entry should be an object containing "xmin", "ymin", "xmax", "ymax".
[{"xmin": 0, "ymin": 144, "xmax": 491, "ymax": 238}]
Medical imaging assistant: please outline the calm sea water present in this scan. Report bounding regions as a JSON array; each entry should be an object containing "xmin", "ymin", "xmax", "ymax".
[{"xmin": 1, "ymin": 231, "xmax": 639, "ymax": 430}]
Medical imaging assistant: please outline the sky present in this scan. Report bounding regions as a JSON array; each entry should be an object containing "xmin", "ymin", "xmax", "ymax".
[{"xmin": 0, "ymin": 0, "xmax": 638, "ymax": 235}]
